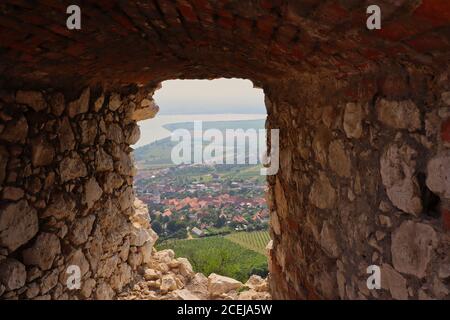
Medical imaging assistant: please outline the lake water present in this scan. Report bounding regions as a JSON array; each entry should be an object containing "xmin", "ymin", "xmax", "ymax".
[{"xmin": 134, "ymin": 113, "xmax": 267, "ymax": 148}]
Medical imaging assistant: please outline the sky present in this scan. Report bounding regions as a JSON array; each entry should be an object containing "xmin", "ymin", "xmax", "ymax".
[{"xmin": 153, "ymin": 78, "xmax": 266, "ymax": 115}]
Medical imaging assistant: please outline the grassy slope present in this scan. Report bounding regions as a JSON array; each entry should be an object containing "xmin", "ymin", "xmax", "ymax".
[
  {"xmin": 225, "ymin": 231, "xmax": 271, "ymax": 255},
  {"xmin": 157, "ymin": 236, "xmax": 267, "ymax": 282}
]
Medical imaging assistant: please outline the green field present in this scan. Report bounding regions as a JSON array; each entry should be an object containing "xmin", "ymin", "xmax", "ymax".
[
  {"xmin": 157, "ymin": 235, "xmax": 268, "ymax": 282},
  {"xmin": 225, "ymin": 231, "xmax": 271, "ymax": 255}
]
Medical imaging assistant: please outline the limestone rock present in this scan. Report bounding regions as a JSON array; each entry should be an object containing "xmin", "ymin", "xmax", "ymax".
[
  {"xmin": 95, "ymin": 282, "xmax": 114, "ymax": 300},
  {"xmin": 245, "ymin": 275, "xmax": 268, "ymax": 292},
  {"xmin": 49, "ymin": 92, "xmax": 65, "ymax": 116},
  {"xmin": 95, "ymin": 148, "xmax": 114, "ymax": 172},
  {"xmin": 60, "ymin": 153, "xmax": 87, "ymax": 182},
  {"xmin": 41, "ymin": 192, "xmax": 75, "ymax": 220},
  {"xmin": 108, "ymin": 93, "xmax": 122, "ymax": 111},
  {"xmin": 426, "ymin": 152, "xmax": 450, "ymax": 199},
  {"xmin": 1, "ymin": 115, "xmax": 28, "ymax": 143},
  {"xmin": 208, "ymin": 273, "xmax": 243, "ymax": 297},
  {"xmin": 31, "ymin": 135, "xmax": 54, "ymax": 167},
  {"xmin": 2, "ymin": 186, "xmax": 24, "ymax": 201},
  {"xmin": 80, "ymin": 119, "xmax": 97, "ymax": 145},
  {"xmin": 106, "ymin": 123, "xmax": 124, "ymax": 143},
  {"xmin": 59, "ymin": 117, "xmax": 75, "ymax": 152},
  {"xmin": 160, "ymin": 274, "xmax": 178, "ymax": 292},
  {"xmin": 309, "ymin": 172, "xmax": 336, "ymax": 209},
  {"xmin": 144, "ymin": 268, "xmax": 160, "ymax": 280},
  {"xmin": 103, "ymin": 172, "xmax": 123, "ymax": 193},
  {"xmin": 172, "ymin": 288, "xmax": 201, "ymax": 300},
  {"xmin": 94, "ymin": 94, "xmax": 104, "ymax": 112},
  {"xmin": 177, "ymin": 258, "xmax": 194, "ymax": 279},
  {"xmin": 320, "ymin": 221, "xmax": 340, "ymax": 258},
  {"xmin": 381, "ymin": 264, "xmax": 408, "ymax": 300},
  {"xmin": 186, "ymin": 273, "xmax": 209, "ymax": 299},
  {"xmin": 83, "ymin": 178, "xmax": 103, "ymax": 209},
  {"xmin": 328, "ymin": 140, "xmax": 351, "ymax": 177},
  {"xmin": 16, "ymin": 90, "xmax": 46, "ymax": 111},
  {"xmin": 110, "ymin": 263, "xmax": 132, "ymax": 291},
  {"xmin": 132, "ymin": 99, "xmax": 159, "ymax": 121},
  {"xmin": 391, "ymin": 221, "xmax": 438, "ymax": 278},
  {"xmin": 67, "ymin": 87, "xmax": 90, "ymax": 118},
  {"xmin": 125, "ymin": 123, "xmax": 141, "ymax": 145},
  {"xmin": 0, "ymin": 258, "xmax": 26, "ymax": 290},
  {"xmin": 380, "ymin": 143, "xmax": 422, "ymax": 215},
  {"xmin": 343, "ymin": 102, "xmax": 364, "ymax": 138},
  {"xmin": 312, "ymin": 126, "xmax": 332, "ymax": 167},
  {"xmin": 69, "ymin": 215, "xmax": 95, "ymax": 245},
  {"xmin": 81, "ymin": 278, "xmax": 96, "ymax": 298},
  {"xmin": 115, "ymin": 150, "xmax": 133, "ymax": 176},
  {"xmin": 0, "ymin": 200, "xmax": 38, "ymax": 252},
  {"xmin": 40, "ymin": 269, "xmax": 58, "ymax": 294},
  {"xmin": 23, "ymin": 232, "xmax": 61, "ymax": 270},
  {"xmin": 376, "ymin": 98, "xmax": 421, "ymax": 131}
]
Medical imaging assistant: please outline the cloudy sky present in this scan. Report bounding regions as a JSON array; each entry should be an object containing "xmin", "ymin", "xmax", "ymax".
[{"xmin": 153, "ymin": 78, "xmax": 266, "ymax": 115}]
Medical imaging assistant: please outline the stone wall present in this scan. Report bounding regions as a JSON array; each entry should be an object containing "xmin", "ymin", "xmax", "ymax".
[
  {"xmin": 0, "ymin": 85, "xmax": 159, "ymax": 299},
  {"xmin": 265, "ymin": 66, "xmax": 450, "ymax": 299}
]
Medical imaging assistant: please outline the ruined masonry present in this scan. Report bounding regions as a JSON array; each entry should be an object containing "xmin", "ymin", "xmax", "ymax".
[{"xmin": 1, "ymin": 1, "xmax": 450, "ymax": 300}]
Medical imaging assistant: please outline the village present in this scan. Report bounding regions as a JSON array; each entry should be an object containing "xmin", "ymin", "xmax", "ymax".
[{"xmin": 134, "ymin": 164, "xmax": 269, "ymax": 241}]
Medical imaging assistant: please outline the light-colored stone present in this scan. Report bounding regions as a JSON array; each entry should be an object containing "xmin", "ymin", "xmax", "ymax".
[
  {"xmin": 328, "ymin": 140, "xmax": 351, "ymax": 177},
  {"xmin": 69, "ymin": 215, "xmax": 95, "ymax": 245},
  {"xmin": 59, "ymin": 117, "xmax": 75, "ymax": 152},
  {"xmin": 59, "ymin": 153, "xmax": 87, "ymax": 182},
  {"xmin": 309, "ymin": 172, "xmax": 336, "ymax": 209},
  {"xmin": 426, "ymin": 152, "xmax": 450, "ymax": 199},
  {"xmin": 67, "ymin": 87, "xmax": 90, "ymax": 118},
  {"xmin": 343, "ymin": 102, "xmax": 364, "ymax": 138},
  {"xmin": 41, "ymin": 192, "xmax": 75, "ymax": 220},
  {"xmin": 83, "ymin": 178, "xmax": 103, "ymax": 209},
  {"xmin": 376, "ymin": 98, "xmax": 421, "ymax": 131},
  {"xmin": 95, "ymin": 282, "xmax": 114, "ymax": 300},
  {"xmin": 95, "ymin": 148, "xmax": 114, "ymax": 172},
  {"xmin": 177, "ymin": 258, "xmax": 194, "ymax": 279},
  {"xmin": 0, "ymin": 200, "xmax": 38, "ymax": 252},
  {"xmin": 380, "ymin": 143, "xmax": 422, "ymax": 215},
  {"xmin": 108, "ymin": 93, "xmax": 122, "ymax": 111},
  {"xmin": 80, "ymin": 278, "xmax": 96, "ymax": 298},
  {"xmin": 16, "ymin": 90, "xmax": 46, "ymax": 111},
  {"xmin": 132, "ymin": 99, "xmax": 159, "ymax": 121},
  {"xmin": 125, "ymin": 123, "xmax": 140, "ymax": 145},
  {"xmin": 2, "ymin": 186, "xmax": 24, "ymax": 201},
  {"xmin": 103, "ymin": 172, "xmax": 123, "ymax": 193},
  {"xmin": 208, "ymin": 273, "xmax": 243, "ymax": 296},
  {"xmin": 31, "ymin": 135, "xmax": 54, "ymax": 167},
  {"xmin": 320, "ymin": 221, "xmax": 340, "ymax": 258},
  {"xmin": 245, "ymin": 275, "xmax": 268, "ymax": 292},
  {"xmin": 23, "ymin": 232, "xmax": 61, "ymax": 270},
  {"xmin": 160, "ymin": 274, "xmax": 178, "ymax": 292},
  {"xmin": 0, "ymin": 258, "xmax": 26, "ymax": 290},
  {"xmin": 391, "ymin": 221, "xmax": 438, "ymax": 278},
  {"xmin": 40, "ymin": 269, "xmax": 58, "ymax": 294},
  {"xmin": 80, "ymin": 119, "xmax": 97, "ymax": 145},
  {"xmin": 110, "ymin": 263, "xmax": 132, "ymax": 291},
  {"xmin": 381, "ymin": 264, "xmax": 408, "ymax": 300}
]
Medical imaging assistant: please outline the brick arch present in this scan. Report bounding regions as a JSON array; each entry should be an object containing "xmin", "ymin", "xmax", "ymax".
[{"xmin": 1, "ymin": 1, "xmax": 450, "ymax": 300}]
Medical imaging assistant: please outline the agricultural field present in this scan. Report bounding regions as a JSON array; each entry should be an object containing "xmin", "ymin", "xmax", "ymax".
[
  {"xmin": 225, "ymin": 231, "xmax": 271, "ymax": 255},
  {"xmin": 157, "ymin": 235, "xmax": 268, "ymax": 282}
]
